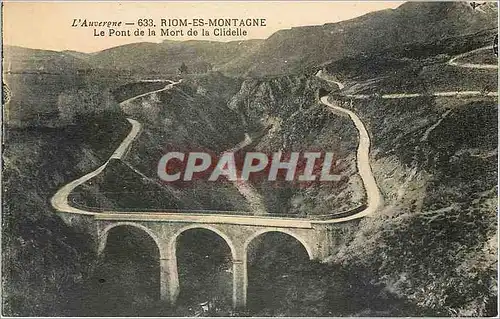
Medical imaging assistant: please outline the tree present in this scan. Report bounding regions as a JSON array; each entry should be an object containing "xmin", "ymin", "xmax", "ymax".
[{"xmin": 178, "ymin": 62, "xmax": 188, "ymax": 75}]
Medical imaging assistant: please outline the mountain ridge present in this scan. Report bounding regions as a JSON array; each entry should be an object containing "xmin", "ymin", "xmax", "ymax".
[{"xmin": 3, "ymin": 2, "xmax": 497, "ymax": 77}]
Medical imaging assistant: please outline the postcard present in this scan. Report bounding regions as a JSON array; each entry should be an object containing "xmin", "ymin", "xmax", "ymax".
[{"xmin": 2, "ymin": 1, "xmax": 498, "ymax": 317}]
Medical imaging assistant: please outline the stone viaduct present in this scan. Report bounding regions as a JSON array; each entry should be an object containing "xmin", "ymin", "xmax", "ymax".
[{"xmin": 58, "ymin": 211, "xmax": 360, "ymax": 309}]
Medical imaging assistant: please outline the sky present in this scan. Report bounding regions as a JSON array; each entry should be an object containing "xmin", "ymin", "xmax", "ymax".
[{"xmin": 3, "ymin": 1, "xmax": 405, "ymax": 53}]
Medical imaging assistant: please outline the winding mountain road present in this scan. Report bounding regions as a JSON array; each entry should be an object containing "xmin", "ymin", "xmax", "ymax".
[
  {"xmin": 53, "ymin": 46, "xmax": 496, "ymax": 226},
  {"xmin": 51, "ymin": 81, "xmax": 181, "ymax": 216},
  {"xmin": 317, "ymin": 96, "xmax": 383, "ymax": 222},
  {"xmin": 314, "ymin": 45, "xmax": 497, "ymax": 220},
  {"xmin": 51, "ymin": 118, "xmax": 142, "ymax": 215},
  {"xmin": 344, "ymin": 91, "xmax": 498, "ymax": 99},
  {"xmin": 51, "ymin": 78, "xmax": 379, "ymax": 227},
  {"xmin": 121, "ymin": 80, "xmax": 182, "ymax": 105},
  {"xmin": 315, "ymin": 69, "xmax": 384, "ymax": 222},
  {"xmin": 320, "ymin": 46, "xmax": 497, "ymax": 100},
  {"xmin": 315, "ymin": 70, "xmax": 345, "ymax": 90},
  {"xmin": 448, "ymin": 46, "xmax": 498, "ymax": 69}
]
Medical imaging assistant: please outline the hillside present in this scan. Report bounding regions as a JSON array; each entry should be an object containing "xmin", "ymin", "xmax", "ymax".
[
  {"xmin": 84, "ymin": 39, "xmax": 264, "ymax": 75},
  {"xmin": 8, "ymin": 2, "xmax": 494, "ymax": 79},
  {"xmin": 228, "ymin": 75, "xmax": 362, "ymax": 216},
  {"xmin": 221, "ymin": 1, "xmax": 497, "ymax": 76},
  {"xmin": 3, "ymin": 46, "xmax": 91, "ymax": 74},
  {"xmin": 2, "ymin": 46, "xmax": 135, "ymax": 127},
  {"xmin": 2, "ymin": 112, "xmax": 131, "ymax": 316},
  {"xmin": 315, "ymin": 33, "xmax": 497, "ymax": 314},
  {"xmin": 45, "ymin": 1, "xmax": 496, "ymax": 77}
]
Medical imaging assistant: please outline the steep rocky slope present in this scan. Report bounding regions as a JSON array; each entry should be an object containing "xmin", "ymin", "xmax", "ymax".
[
  {"xmin": 228, "ymin": 75, "xmax": 362, "ymax": 215},
  {"xmin": 2, "ymin": 112, "xmax": 130, "ymax": 316},
  {"xmin": 332, "ymin": 95, "xmax": 497, "ymax": 316},
  {"xmin": 320, "ymin": 38, "xmax": 498, "ymax": 315}
]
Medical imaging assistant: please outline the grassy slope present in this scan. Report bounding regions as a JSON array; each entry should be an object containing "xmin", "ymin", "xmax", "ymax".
[
  {"xmin": 459, "ymin": 48, "xmax": 498, "ymax": 64},
  {"xmin": 70, "ymin": 159, "xmax": 250, "ymax": 212}
]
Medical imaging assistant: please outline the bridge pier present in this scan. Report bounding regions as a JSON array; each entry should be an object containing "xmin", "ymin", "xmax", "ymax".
[
  {"xmin": 232, "ymin": 260, "xmax": 247, "ymax": 309},
  {"xmin": 159, "ymin": 246, "xmax": 246, "ymax": 309},
  {"xmin": 160, "ymin": 257, "xmax": 179, "ymax": 305}
]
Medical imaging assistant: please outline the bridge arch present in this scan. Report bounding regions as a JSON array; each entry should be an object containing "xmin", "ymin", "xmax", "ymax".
[
  {"xmin": 244, "ymin": 229, "xmax": 314, "ymax": 260},
  {"xmin": 169, "ymin": 224, "xmax": 238, "ymax": 306},
  {"xmin": 98, "ymin": 222, "xmax": 163, "ymax": 258},
  {"xmin": 244, "ymin": 229, "xmax": 315, "ymax": 311},
  {"xmin": 168, "ymin": 224, "xmax": 237, "ymax": 260}
]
